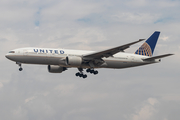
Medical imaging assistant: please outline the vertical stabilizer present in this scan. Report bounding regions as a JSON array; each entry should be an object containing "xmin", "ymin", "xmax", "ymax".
[{"xmin": 134, "ymin": 31, "xmax": 160, "ymax": 56}]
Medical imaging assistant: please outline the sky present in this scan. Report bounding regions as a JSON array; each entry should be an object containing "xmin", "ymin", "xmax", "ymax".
[{"xmin": 0, "ymin": 0, "xmax": 180, "ymax": 120}]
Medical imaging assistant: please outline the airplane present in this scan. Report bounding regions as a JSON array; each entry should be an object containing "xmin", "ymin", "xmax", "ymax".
[{"xmin": 5, "ymin": 31, "xmax": 173, "ymax": 78}]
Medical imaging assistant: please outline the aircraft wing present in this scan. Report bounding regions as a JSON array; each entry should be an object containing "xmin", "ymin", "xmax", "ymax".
[
  {"xmin": 142, "ymin": 54, "xmax": 174, "ymax": 61},
  {"xmin": 83, "ymin": 39, "xmax": 145, "ymax": 59}
]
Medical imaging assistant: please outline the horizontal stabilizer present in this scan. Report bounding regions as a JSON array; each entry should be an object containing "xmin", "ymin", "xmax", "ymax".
[{"xmin": 143, "ymin": 54, "xmax": 174, "ymax": 61}]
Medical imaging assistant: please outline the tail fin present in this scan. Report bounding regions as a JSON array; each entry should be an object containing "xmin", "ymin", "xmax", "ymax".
[{"xmin": 134, "ymin": 31, "xmax": 160, "ymax": 56}]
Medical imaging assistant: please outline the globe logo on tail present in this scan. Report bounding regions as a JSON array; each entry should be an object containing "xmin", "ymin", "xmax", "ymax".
[{"xmin": 135, "ymin": 42, "xmax": 152, "ymax": 56}]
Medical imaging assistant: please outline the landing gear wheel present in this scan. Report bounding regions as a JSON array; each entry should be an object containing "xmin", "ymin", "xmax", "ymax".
[
  {"xmin": 79, "ymin": 74, "xmax": 83, "ymax": 77},
  {"xmin": 19, "ymin": 68, "xmax": 23, "ymax": 71},
  {"xmin": 90, "ymin": 70, "xmax": 93, "ymax": 74},
  {"xmin": 83, "ymin": 74, "xmax": 87, "ymax": 78},
  {"xmin": 76, "ymin": 73, "xmax": 80, "ymax": 76},
  {"xmin": 94, "ymin": 71, "xmax": 98, "ymax": 75},
  {"xmin": 86, "ymin": 69, "xmax": 90, "ymax": 73}
]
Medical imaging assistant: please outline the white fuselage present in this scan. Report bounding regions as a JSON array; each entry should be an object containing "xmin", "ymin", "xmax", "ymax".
[{"xmin": 5, "ymin": 47, "xmax": 159, "ymax": 69}]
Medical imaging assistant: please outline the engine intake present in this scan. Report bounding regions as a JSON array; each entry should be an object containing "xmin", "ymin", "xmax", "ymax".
[
  {"xmin": 66, "ymin": 56, "xmax": 82, "ymax": 67},
  {"xmin": 48, "ymin": 65, "xmax": 66, "ymax": 73}
]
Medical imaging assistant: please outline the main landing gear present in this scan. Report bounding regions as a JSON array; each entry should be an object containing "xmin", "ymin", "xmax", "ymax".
[
  {"xmin": 86, "ymin": 68, "xmax": 98, "ymax": 75},
  {"xmin": 76, "ymin": 72, "xmax": 87, "ymax": 78},
  {"xmin": 75, "ymin": 68, "xmax": 98, "ymax": 78},
  {"xmin": 16, "ymin": 62, "xmax": 23, "ymax": 71},
  {"xmin": 75, "ymin": 68, "xmax": 87, "ymax": 78}
]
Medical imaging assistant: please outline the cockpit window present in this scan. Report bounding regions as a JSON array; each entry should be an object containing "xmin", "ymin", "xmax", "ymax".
[{"xmin": 9, "ymin": 51, "xmax": 15, "ymax": 53}]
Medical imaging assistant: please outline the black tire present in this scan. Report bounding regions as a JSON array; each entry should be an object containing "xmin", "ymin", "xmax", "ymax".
[
  {"xmin": 75, "ymin": 73, "xmax": 79, "ymax": 76},
  {"xmin": 83, "ymin": 74, "xmax": 87, "ymax": 78},
  {"xmin": 94, "ymin": 71, "xmax": 98, "ymax": 75},
  {"xmin": 19, "ymin": 68, "xmax": 23, "ymax": 71},
  {"xmin": 83, "ymin": 75, "xmax": 87, "ymax": 78},
  {"xmin": 86, "ymin": 69, "xmax": 90, "ymax": 72},
  {"xmin": 79, "ymin": 74, "xmax": 83, "ymax": 77},
  {"xmin": 90, "ymin": 70, "xmax": 93, "ymax": 74}
]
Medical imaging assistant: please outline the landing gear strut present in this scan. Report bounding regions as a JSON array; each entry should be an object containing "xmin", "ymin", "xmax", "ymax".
[
  {"xmin": 75, "ymin": 68, "xmax": 87, "ymax": 78},
  {"xmin": 16, "ymin": 62, "xmax": 23, "ymax": 71}
]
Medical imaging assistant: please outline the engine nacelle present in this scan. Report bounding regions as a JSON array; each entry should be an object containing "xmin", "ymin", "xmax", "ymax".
[
  {"xmin": 48, "ymin": 65, "xmax": 66, "ymax": 73},
  {"xmin": 66, "ymin": 56, "xmax": 82, "ymax": 67}
]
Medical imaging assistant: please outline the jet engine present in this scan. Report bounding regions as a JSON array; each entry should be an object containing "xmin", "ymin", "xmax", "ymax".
[
  {"xmin": 66, "ymin": 56, "xmax": 83, "ymax": 67},
  {"xmin": 48, "ymin": 65, "xmax": 67, "ymax": 73}
]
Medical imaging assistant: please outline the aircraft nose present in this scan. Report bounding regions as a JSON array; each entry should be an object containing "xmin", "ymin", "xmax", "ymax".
[
  {"xmin": 5, "ymin": 54, "xmax": 10, "ymax": 59},
  {"xmin": 5, "ymin": 53, "xmax": 12, "ymax": 60},
  {"xmin": 5, "ymin": 52, "xmax": 19, "ymax": 62}
]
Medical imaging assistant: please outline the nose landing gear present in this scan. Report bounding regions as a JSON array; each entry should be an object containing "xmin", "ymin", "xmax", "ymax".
[
  {"xmin": 16, "ymin": 62, "xmax": 23, "ymax": 71},
  {"xmin": 19, "ymin": 68, "xmax": 23, "ymax": 71}
]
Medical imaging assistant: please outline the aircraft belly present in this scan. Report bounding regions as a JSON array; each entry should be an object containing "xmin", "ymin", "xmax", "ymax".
[
  {"xmin": 17, "ymin": 55, "xmax": 65, "ymax": 65},
  {"xmin": 103, "ymin": 59, "xmax": 143, "ymax": 69}
]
